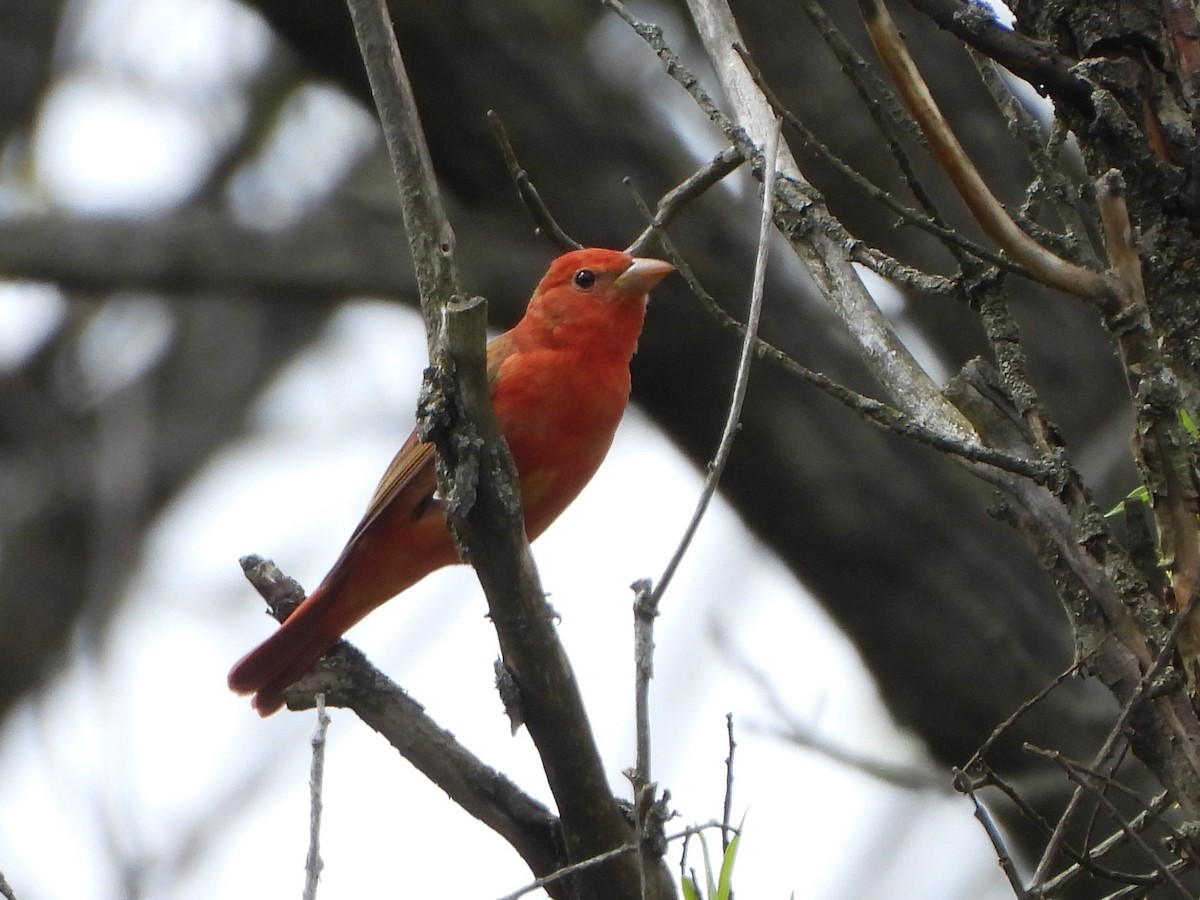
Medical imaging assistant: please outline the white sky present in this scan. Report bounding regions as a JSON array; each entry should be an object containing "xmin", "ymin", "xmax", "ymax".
[{"xmin": 0, "ymin": 0, "xmax": 1022, "ymax": 897}]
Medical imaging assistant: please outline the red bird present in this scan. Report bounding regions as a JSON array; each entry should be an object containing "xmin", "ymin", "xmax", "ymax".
[{"xmin": 228, "ymin": 248, "xmax": 674, "ymax": 715}]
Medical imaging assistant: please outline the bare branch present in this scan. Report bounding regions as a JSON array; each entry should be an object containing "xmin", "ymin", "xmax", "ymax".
[
  {"xmin": 303, "ymin": 696, "xmax": 330, "ymax": 900},
  {"xmin": 642, "ymin": 119, "xmax": 780, "ymax": 609},
  {"xmin": 1040, "ymin": 793, "xmax": 1175, "ymax": 896},
  {"xmin": 859, "ymin": 0, "xmax": 1122, "ymax": 310},
  {"xmin": 1028, "ymin": 746, "xmax": 1193, "ymax": 898},
  {"xmin": 343, "ymin": 0, "xmax": 460, "ymax": 339},
  {"xmin": 615, "ymin": 0, "xmax": 976, "ymax": 439},
  {"xmin": 722, "ymin": 714, "xmax": 735, "ymax": 854},
  {"xmin": 734, "ymin": 42, "xmax": 1023, "ymax": 277},
  {"xmin": 239, "ymin": 556, "xmax": 571, "ymax": 897},
  {"xmin": 904, "ymin": 0, "xmax": 1094, "ymax": 111},
  {"xmin": 953, "ymin": 770, "xmax": 1030, "ymax": 899},
  {"xmin": 488, "ymin": 110, "xmax": 583, "ymax": 253},
  {"xmin": 846, "ymin": 244, "xmax": 958, "ymax": 293},
  {"xmin": 626, "ymin": 146, "xmax": 745, "ymax": 257},
  {"xmin": 629, "ymin": 575, "xmax": 670, "ymax": 897},
  {"xmin": 796, "ymin": 0, "xmax": 927, "ymax": 148},
  {"xmin": 964, "ymin": 652, "xmax": 1092, "ymax": 774},
  {"xmin": 497, "ymin": 822, "xmax": 730, "ymax": 900},
  {"xmin": 1024, "ymin": 563, "xmax": 1200, "ymax": 887},
  {"xmin": 969, "ymin": 51, "xmax": 1099, "ymax": 266}
]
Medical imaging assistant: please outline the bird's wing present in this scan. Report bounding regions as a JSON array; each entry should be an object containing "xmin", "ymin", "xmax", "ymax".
[{"xmin": 329, "ymin": 331, "xmax": 520, "ymax": 563}]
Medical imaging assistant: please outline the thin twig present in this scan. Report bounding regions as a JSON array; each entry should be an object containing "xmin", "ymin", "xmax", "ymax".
[
  {"xmin": 602, "ymin": 0, "xmax": 736, "ymax": 134},
  {"xmin": 722, "ymin": 713, "xmax": 736, "ymax": 854},
  {"xmin": 642, "ymin": 118, "xmax": 781, "ymax": 607},
  {"xmin": 1096, "ymin": 864, "xmax": 1193, "ymax": 900},
  {"xmin": 648, "ymin": 233, "xmax": 1051, "ymax": 481},
  {"xmin": 848, "ymin": 242, "xmax": 960, "ymax": 294},
  {"xmin": 1039, "ymin": 793, "xmax": 1175, "ymax": 895},
  {"xmin": 969, "ymin": 49, "xmax": 1097, "ymax": 267},
  {"xmin": 973, "ymin": 759, "xmax": 1172, "ymax": 889},
  {"xmin": 963, "ymin": 649, "xmax": 1094, "ymax": 773},
  {"xmin": 496, "ymin": 821, "xmax": 731, "ymax": 900},
  {"xmin": 629, "ymin": 575, "xmax": 668, "ymax": 899},
  {"xmin": 1029, "ymin": 747, "xmax": 1194, "ymax": 898},
  {"xmin": 626, "ymin": 146, "xmax": 745, "ymax": 257},
  {"xmin": 632, "ymin": 579, "xmax": 655, "ymax": 785},
  {"xmin": 0, "ymin": 869, "xmax": 17, "ymax": 900},
  {"xmin": 953, "ymin": 770, "xmax": 1030, "ymax": 899},
  {"xmin": 1029, "ymin": 584, "xmax": 1200, "ymax": 887},
  {"xmin": 302, "ymin": 695, "xmax": 331, "ymax": 900},
  {"xmin": 487, "ymin": 110, "xmax": 582, "ymax": 252},
  {"xmin": 735, "ymin": 43, "xmax": 1021, "ymax": 276},
  {"xmin": 969, "ymin": 763, "xmax": 1059, "ymax": 842},
  {"xmin": 797, "ymin": 0, "xmax": 927, "ymax": 148}
]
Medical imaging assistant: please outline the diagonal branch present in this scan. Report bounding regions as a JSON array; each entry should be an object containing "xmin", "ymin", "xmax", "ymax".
[
  {"xmin": 239, "ymin": 556, "xmax": 569, "ymax": 893},
  {"xmin": 859, "ymin": 0, "xmax": 1121, "ymax": 310},
  {"xmin": 625, "ymin": 146, "xmax": 745, "ymax": 257},
  {"xmin": 488, "ymin": 110, "xmax": 583, "ymax": 253},
  {"xmin": 607, "ymin": 0, "xmax": 975, "ymax": 440},
  {"xmin": 904, "ymin": 0, "xmax": 1094, "ymax": 112}
]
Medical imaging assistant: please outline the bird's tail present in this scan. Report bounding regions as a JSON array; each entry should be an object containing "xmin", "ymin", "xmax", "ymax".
[{"xmin": 227, "ymin": 587, "xmax": 343, "ymax": 716}]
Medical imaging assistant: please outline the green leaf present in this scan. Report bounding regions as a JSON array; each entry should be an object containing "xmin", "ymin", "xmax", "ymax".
[
  {"xmin": 1105, "ymin": 484, "xmax": 1151, "ymax": 518},
  {"xmin": 1180, "ymin": 408, "xmax": 1199, "ymax": 440},
  {"xmin": 715, "ymin": 832, "xmax": 741, "ymax": 900},
  {"xmin": 682, "ymin": 874, "xmax": 700, "ymax": 900}
]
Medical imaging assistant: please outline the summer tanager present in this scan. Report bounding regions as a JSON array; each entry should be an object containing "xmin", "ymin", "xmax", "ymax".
[{"xmin": 228, "ymin": 247, "xmax": 674, "ymax": 715}]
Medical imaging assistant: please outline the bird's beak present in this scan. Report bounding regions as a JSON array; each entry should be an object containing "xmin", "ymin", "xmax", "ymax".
[{"xmin": 613, "ymin": 257, "xmax": 675, "ymax": 295}]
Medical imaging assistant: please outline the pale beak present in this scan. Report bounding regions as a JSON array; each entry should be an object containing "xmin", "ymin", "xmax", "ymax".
[{"xmin": 613, "ymin": 257, "xmax": 675, "ymax": 295}]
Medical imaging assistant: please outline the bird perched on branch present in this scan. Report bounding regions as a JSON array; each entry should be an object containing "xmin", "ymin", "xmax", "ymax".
[{"xmin": 228, "ymin": 247, "xmax": 674, "ymax": 715}]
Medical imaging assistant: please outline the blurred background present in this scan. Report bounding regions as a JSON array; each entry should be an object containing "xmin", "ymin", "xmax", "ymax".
[{"xmin": 0, "ymin": 0, "xmax": 1139, "ymax": 897}]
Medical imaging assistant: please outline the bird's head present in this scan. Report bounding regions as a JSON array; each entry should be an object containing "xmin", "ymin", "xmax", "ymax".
[{"xmin": 523, "ymin": 248, "xmax": 673, "ymax": 348}]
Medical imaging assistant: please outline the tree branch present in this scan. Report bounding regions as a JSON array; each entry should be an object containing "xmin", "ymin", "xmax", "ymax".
[
  {"xmin": 302, "ymin": 696, "xmax": 329, "ymax": 900},
  {"xmin": 625, "ymin": 146, "xmax": 745, "ymax": 257},
  {"xmin": 239, "ymin": 556, "xmax": 570, "ymax": 895},
  {"xmin": 488, "ymin": 109, "xmax": 583, "ymax": 253},
  {"xmin": 904, "ymin": 0, "xmax": 1094, "ymax": 112},
  {"xmin": 641, "ymin": 119, "xmax": 780, "ymax": 607},
  {"xmin": 0, "ymin": 209, "xmax": 414, "ymax": 299},
  {"xmin": 859, "ymin": 0, "xmax": 1121, "ymax": 309},
  {"xmin": 608, "ymin": 0, "xmax": 976, "ymax": 440},
  {"xmin": 343, "ymin": 0, "xmax": 459, "ymax": 340}
]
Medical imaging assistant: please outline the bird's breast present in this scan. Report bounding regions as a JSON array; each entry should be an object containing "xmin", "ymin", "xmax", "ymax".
[{"xmin": 490, "ymin": 347, "xmax": 632, "ymax": 540}]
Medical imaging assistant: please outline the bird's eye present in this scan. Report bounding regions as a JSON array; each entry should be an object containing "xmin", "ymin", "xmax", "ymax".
[{"xmin": 573, "ymin": 268, "xmax": 597, "ymax": 290}]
